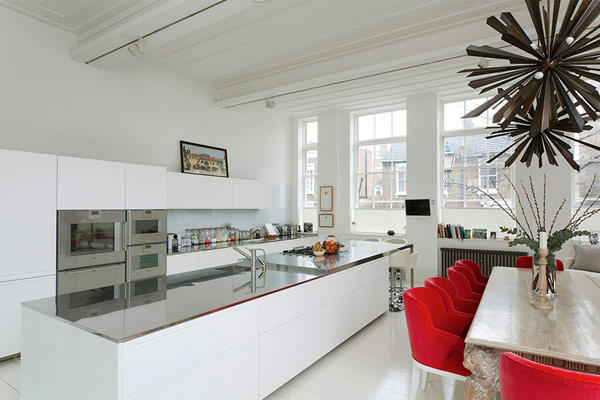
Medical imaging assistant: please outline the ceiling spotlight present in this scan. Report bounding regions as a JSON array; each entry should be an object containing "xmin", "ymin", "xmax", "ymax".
[
  {"xmin": 265, "ymin": 98, "xmax": 276, "ymax": 109},
  {"xmin": 477, "ymin": 57, "xmax": 489, "ymax": 68}
]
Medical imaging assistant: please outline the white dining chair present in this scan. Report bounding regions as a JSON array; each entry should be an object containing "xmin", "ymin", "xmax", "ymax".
[
  {"xmin": 361, "ymin": 237, "xmax": 382, "ymax": 242},
  {"xmin": 384, "ymin": 237, "xmax": 407, "ymax": 245}
]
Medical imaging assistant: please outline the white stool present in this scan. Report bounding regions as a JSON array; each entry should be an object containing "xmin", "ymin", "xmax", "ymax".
[{"xmin": 361, "ymin": 237, "xmax": 382, "ymax": 242}]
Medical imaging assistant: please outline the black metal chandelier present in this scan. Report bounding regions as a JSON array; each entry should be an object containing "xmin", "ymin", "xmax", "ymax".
[{"xmin": 461, "ymin": 0, "xmax": 600, "ymax": 170}]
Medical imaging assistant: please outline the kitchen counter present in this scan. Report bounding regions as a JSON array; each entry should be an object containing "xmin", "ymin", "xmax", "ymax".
[
  {"xmin": 21, "ymin": 240, "xmax": 409, "ymax": 400},
  {"xmin": 23, "ymin": 241, "xmax": 409, "ymax": 344},
  {"xmin": 167, "ymin": 233, "xmax": 319, "ymax": 255}
]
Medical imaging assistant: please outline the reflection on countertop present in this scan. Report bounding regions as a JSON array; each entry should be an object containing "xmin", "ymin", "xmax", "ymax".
[
  {"xmin": 167, "ymin": 234, "xmax": 319, "ymax": 255},
  {"xmin": 23, "ymin": 241, "xmax": 410, "ymax": 344}
]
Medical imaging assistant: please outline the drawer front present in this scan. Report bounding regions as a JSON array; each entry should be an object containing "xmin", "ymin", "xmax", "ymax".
[
  {"xmin": 361, "ymin": 257, "xmax": 389, "ymax": 285},
  {"xmin": 57, "ymin": 263, "xmax": 125, "ymax": 295},
  {"xmin": 324, "ymin": 266, "xmax": 363, "ymax": 303},
  {"xmin": 259, "ymin": 306, "xmax": 329, "ymax": 399},
  {"xmin": 259, "ymin": 278, "xmax": 324, "ymax": 334},
  {"xmin": 125, "ymin": 339, "xmax": 259, "ymax": 400},
  {"xmin": 122, "ymin": 301, "xmax": 258, "ymax": 397}
]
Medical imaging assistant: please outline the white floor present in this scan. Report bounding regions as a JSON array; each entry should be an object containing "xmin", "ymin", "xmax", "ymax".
[{"xmin": 0, "ymin": 311, "xmax": 465, "ymax": 400}]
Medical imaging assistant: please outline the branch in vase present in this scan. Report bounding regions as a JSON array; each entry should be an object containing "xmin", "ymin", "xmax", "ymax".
[
  {"xmin": 508, "ymin": 178, "xmax": 534, "ymax": 238},
  {"xmin": 522, "ymin": 179, "xmax": 541, "ymax": 232},
  {"xmin": 530, "ymin": 176, "xmax": 543, "ymax": 231},
  {"xmin": 549, "ymin": 199, "xmax": 566, "ymax": 235}
]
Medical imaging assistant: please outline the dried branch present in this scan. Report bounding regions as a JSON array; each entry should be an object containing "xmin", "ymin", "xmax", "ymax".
[
  {"xmin": 474, "ymin": 187, "xmax": 531, "ymax": 237},
  {"xmin": 568, "ymin": 174, "xmax": 598, "ymax": 229},
  {"xmin": 543, "ymin": 176, "xmax": 547, "ymax": 230},
  {"xmin": 530, "ymin": 176, "xmax": 543, "ymax": 231},
  {"xmin": 549, "ymin": 199, "xmax": 566, "ymax": 235},
  {"xmin": 522, "ymin": 180, "xmax": 541, "ymax": 232},
  {"xmin": 508, "ymin": 178, "xmax": 534, "ymax": 238}
]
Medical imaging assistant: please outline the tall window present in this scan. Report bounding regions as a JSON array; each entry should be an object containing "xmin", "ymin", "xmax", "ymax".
[
  {"xmin": 303, "ymin": 121, "xmax": 318, "ymax": 208},
  {"xmin": 574, "ymin": 120, "xmax": 600, "ymax": 207},
  {"xmin": 353, "ymin": 110, "xmax": 407, "ymax": 233},
  {"xmin": 442, "ymin": 98, "xmax": 513, "ymax": 208}
]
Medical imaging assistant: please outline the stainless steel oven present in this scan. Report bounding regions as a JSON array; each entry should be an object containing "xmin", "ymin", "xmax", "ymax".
[
  {"xmin": 57, "ymin": 210, "xmax": 127, "ymax": 296},
  {"xmin": 58, "ymin": 210, "xmax": 126, "ymax": 270},
  {"xmin": 127, "ymin": 210, "xmax": 166, "ymax": 246},
  {"xmin": 126, "ymin": 242, "xmax": 167, "ymax": 281}
]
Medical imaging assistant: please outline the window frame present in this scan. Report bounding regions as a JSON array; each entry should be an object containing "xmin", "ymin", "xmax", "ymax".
[
  {"xmin": 440, "ymin": 97, "xmax": 514, "ymax": 209},
  {"xmin": 353, "ymin": 109, "xmax": 407, "ymax": 211},
  {"xmin": 302, "ymin": 119, "xmax": 318, "ymax": 208}
]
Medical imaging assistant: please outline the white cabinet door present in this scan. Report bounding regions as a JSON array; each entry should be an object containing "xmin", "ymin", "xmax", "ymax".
[
  {"xmin": 1, "ymin": 275, "xmax": 55, "ymax": 358},
  {"xmin": 0, "ymin": 149, "xmax": 56, "ymax": 280},
  {"xmin": 57, "ymin": 156, "xmax": 125, "ymax": 210},
  {"xmin": 232, "ymin": 179, "xmax": 271, "ymax": 209},
  {"xmin": 166, "ymin": 172, "xmax": 232, "ymax": 209},
  {"xmin": 125, "ymin": 163, "xmax": 167, "ymax": 209}
]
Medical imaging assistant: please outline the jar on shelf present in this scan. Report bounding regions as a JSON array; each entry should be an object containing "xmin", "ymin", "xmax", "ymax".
[{"xmin": 191, "ymin": 229, "xmax": 199, "ymax": 245}]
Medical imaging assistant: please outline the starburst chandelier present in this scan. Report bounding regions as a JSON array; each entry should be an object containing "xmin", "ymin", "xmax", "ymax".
[{"xmin": 460, "ymin": 0, "xmax": 600, "ymax": 170}]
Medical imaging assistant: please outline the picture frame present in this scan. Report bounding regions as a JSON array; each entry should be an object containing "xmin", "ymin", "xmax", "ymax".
[
  {"xmin": 303, "ymin": 222, "xmax": 313, "ymax": 233},
  {"xmin": 490, "ymin": 231, "xmax": 497, "ymax": 240},
  {"xmin": 180, "ymin": 141, "xmax": 229, "ymax": 178},
  {"xmin": 320, "ymin": 186, "xmax": 333, "ymax": 211},
  {"xmin": 318, "ymin": 214, "xmax": 334, "ymax": 228},
  {"xmin": 472, "ymin": 228, "xmax": 488, "ymax": 240}
]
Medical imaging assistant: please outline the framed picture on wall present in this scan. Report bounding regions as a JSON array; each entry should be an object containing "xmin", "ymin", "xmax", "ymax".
[
  {"xmin": 180, "ymin": 141, "xmax": 229, "ymax": 178},
  {"xmin": 319, "ymin": 214, "xmax": 334, "ymax": 228},
  {"xmin": 320, "ymin": 186, "xmax": 333, "ymax": 211}
]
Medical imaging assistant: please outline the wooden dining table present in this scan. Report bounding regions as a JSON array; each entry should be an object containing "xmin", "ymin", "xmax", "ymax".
[{"xmin": 464, "ymin": 267, "xmax": 600, "ymax": 400}]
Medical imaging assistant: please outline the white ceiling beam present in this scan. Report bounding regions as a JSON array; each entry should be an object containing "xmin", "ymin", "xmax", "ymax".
[{"xmin": 71, "ymin": 0, "xmax": 256, "ymax": 67}]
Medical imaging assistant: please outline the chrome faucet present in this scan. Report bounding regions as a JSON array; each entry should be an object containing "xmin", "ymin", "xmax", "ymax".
[{"xmin": 232, "ymin": 247, "xmax": 266, "ymax": 279}]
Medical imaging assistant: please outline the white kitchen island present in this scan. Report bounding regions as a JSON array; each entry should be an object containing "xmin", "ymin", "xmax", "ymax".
[{"xmin": 21, "ymin": 241, "xmax": 409, "ymax": 400}]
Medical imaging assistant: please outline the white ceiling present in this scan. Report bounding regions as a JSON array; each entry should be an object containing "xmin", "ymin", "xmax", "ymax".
[{"xmin": 2, "ymin": 0, "xmax": 532, "ymax": 116}]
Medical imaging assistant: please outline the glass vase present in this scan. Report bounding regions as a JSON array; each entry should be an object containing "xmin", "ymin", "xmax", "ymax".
[{"xmin": 532, "ymin": 263, "xmax": 557, "ymax": 297}]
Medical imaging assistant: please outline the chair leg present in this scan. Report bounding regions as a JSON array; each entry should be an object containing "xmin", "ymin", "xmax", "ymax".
[
  {"xmin": 409, "ymin": 364, "xmax": 420, "ymax": 400},
  {"xmin": 420, "ymin": 370, "xmax": 428, "ymax": 391}
]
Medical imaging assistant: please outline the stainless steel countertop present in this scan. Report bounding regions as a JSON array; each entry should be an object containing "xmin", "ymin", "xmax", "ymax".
[
  {"xmin": 167, "ymin": 234, "xmax": 319, "ymax": 255},
  {"xmin": 23, "ymin": 241, "xmax": 410, "ymax": 343}
]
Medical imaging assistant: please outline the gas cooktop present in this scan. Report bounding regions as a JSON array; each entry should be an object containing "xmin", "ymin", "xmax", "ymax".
[{"xmin": 282, "ymin": 246, "xmax": 314, "ymax": 256}]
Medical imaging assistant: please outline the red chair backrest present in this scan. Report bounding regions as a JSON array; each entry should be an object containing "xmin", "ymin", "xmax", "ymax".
[
  {"xmin": 515, "ymin": 256, "xmax": 564, "ymax": 271},
  {"xmin": 456, "ymin": 259, "xmax": 484, "ymax": 280},
  {"xmin": 424, "ymin": 277, "xmax": 455, "ymax": 312},
  {"xmin": 500, "ymin": 352, "xmax": 600, "ymax": 400},
  {"xmin": 447, "ymin": 267, "xmax": 482, "ymax": 302},
  {"xmin": 403, "ymin": 287, "xmax": 463, "ymax": 369},
  {"xmin": 453, "ymin": 265, "xmax": 483, "ymax": 293}
]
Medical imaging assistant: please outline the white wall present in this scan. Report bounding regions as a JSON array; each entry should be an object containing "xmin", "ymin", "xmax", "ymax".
[{"xmin": 0, "ymin": 6, "xmax": 291, "ymax": 186}]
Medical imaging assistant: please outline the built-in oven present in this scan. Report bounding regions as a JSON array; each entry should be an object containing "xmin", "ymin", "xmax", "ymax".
[
  {"xmin": 57, "ymin": 262, "xmax": 126, "ymax": 296},
  {"xmin": 126, "ymin": 242, "xmax": 167, "ymax": 282},
  {"xmin": 127, "ymin": 210, "xmax": 166, "ymax": 246},
  {"xmin": 57, "ymin": 210, "xmax": 126, "ymax": 270}
]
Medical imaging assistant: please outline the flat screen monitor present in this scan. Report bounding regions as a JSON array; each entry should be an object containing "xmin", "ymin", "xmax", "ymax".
[{"xmin": 405, "ymin": 199, "xmax": 431, "ymax": 216}]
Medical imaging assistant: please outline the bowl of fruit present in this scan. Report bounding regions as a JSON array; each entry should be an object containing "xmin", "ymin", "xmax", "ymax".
[{"xmin": 323, "ymin": 235, "xmax": 340, "ymax": 254}]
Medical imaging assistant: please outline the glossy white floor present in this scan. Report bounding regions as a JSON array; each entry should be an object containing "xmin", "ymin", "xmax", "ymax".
[{"xmin": 0, "ymin": 310, "xmax": 464, "ymax": 400}]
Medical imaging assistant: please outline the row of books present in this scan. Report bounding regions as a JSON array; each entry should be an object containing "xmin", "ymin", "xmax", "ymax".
[
  {"xmin": 437, "ymin": 224, "xmax": 489, "ymax": 240},
  {"xmin": 438, "ymin": 224, "xmax": 466, "ymax": 239}
]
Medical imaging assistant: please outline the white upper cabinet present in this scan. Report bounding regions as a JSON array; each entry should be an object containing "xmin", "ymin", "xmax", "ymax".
[
  {"xmin": 57, "ymin": 156, "xmax": 126, "ymax": 210},
  {"xmin": 167, "ymin": 172, "xmax": 233, "ymax": 209},
  {"xmin": 232, "ymin": 179, "xmax": 271, "ymax": 209},
  {"xmin": 126, "ymin": 163, "xmax": 167, "ymax": 209},
  {"xmin": 0, "ymin": 149, "xmax": 57, "ymax": 280}
]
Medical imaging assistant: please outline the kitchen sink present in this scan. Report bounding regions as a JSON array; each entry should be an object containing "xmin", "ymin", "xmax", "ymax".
[{"xmin": 215, "ymin": 265, "xmax": 252, "ymax": 273}]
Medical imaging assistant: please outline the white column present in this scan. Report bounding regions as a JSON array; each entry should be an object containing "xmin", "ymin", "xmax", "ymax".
[
  {"xmin": 406, "ymin": 93, "xmax": 440, "ymax": 282},
  {"xmin": 316, "ymin": 110, "xmax": 352, "ymax": 236}
]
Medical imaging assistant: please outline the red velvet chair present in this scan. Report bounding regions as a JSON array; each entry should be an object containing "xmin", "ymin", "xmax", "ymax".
[
  {"xmin": 447, "ymin": 267, "xmax": 483, "ymax": 303},
  {"xmin": 515, "ymin": 256, "xmax": 564, "ymax": 271},
  {"xmin": 455, "ymin": 259, "xmax": 489, "ymax": 284},
  {"xmin": 423, "ymin": 278, "xmax": 472, "ymax": 337},
  {"xmin": 500, "ymin": 352, "xmax": 600, "ymax": 399},
  {"xmin": 424, "ymin": 277, "xmax": 477, "ymax": 316},
  {"xmin": 403, "ymin": 287, "xmax": 470, "ymax": 400},
  {"xmin": 452, "ymin": 265, "xmax": 486, "ymax": 294}
]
